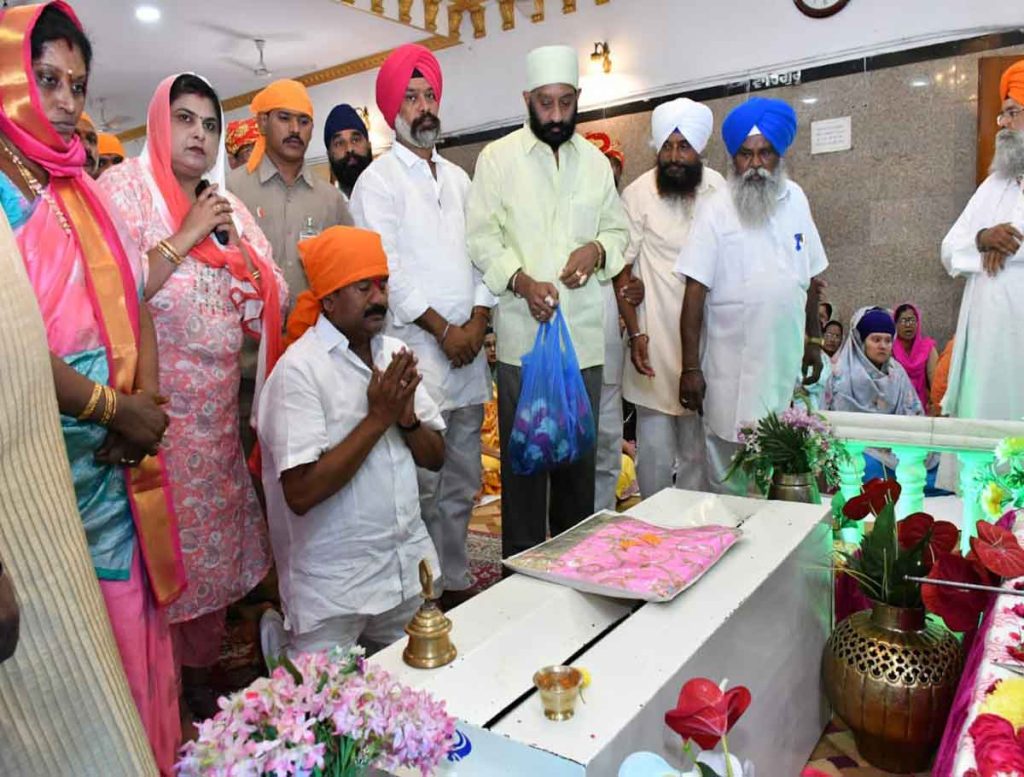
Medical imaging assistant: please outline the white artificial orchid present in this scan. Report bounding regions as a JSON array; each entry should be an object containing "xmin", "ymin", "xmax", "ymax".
[
  {"xmin": 618, "ymin": 750, "xmax": 755, "ymax": 777},
  {"xmin": 697, "ymin": 751, "xmax": 756, "ymax": 777}
]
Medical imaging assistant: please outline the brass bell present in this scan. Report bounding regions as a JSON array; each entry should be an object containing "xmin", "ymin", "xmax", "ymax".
[{"xmin": 403, "ymin": 559, "xmax": 457, "ymax": 669}]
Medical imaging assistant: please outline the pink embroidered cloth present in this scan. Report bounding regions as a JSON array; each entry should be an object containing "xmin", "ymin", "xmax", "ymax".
[{"xmin": 505, "ymin": 513, "xmax": 742, "ymax": 602}]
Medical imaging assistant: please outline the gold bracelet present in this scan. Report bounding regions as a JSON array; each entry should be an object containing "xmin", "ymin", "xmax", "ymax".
[
  {"xmin": 805, "ymin": 336, "xmax": 825, "ymax": 347},
  {"xmin": 156, "ymin": 239, "xmax": 183, "ymax": 266},
  {"xmin": 591, "ymin": 240, "xmax": 606, "ymax": 270},
  {"xmin": 99, "ymin": 386, "xmax": 118, "ymax": 427},
  {"xmin": 77, "ymin": 382, "xmax": 103, "ymax": 421}
]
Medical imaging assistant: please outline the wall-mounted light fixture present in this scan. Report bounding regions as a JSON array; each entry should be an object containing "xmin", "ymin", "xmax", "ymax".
[{"xmin": 590, "ymin": 41, "xmax": 612, "ymax": 74}]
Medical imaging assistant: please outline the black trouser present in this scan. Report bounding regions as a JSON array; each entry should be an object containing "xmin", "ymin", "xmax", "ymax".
[{"xmin": 496, "ymin": 362, "xmax": 602, "ymax": 559}]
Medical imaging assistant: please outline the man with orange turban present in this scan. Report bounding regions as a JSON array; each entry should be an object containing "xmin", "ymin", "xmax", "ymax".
[
  {"xmin": 228, "ymin": 78, "xmax": 352, "ymax": 305},
  {"xmin": 225, "ymin": 117, "xmax": 260, "ymax": 170},
  {"xmin": 351, "ymin": 42, "xmax": 493, "ymax": 609},
  {"xmin": 940, "ymin": 58, "xmax": 1024, "ymax": 422},
  {"xmin": 96, "ymin": 132, "xmax": 125, "ymax": 175},
  {"xmin": 74, "ymin": 111, "xmax": 99, "ymax": 178},
  {"xmin": 257, "ymin": 226, "xmax": 443, "ymax": 659}
]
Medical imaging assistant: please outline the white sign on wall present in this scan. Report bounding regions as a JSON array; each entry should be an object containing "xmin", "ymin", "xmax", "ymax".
[{"xmin": 810, "ymin": 116, "xmax": 852, "ymax": 154}]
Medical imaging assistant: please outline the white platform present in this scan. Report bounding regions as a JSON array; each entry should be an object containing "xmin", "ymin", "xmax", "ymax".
[{"xmin": 373, "ymin": 489, "xmax": 833, "ymax": 776}]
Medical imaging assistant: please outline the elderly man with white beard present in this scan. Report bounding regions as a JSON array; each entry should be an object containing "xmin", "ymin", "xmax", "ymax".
[
  {"xmin": 675, "ymin": 98, "xmax": 828, "ymax": 494},
  {"xmin": 940, "ymin": 59, "xmax": 1024, "ymax": 422}
]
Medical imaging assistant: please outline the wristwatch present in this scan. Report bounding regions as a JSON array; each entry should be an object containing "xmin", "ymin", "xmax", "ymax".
[{"xmin": 398, "ymin": 417, "xmax": 421, "ymax": 432}]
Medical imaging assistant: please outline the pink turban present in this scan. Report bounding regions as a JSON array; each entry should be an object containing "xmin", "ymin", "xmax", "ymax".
[{"xmin": 376, "ymin": 43, "xmax": 443, "ymax": 129}]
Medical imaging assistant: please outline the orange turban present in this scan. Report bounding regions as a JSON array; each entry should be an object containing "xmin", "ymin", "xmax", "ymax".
[
  {"xmin": 285, "ymin": 226, "xmax": 390, "ymax": 345},
  {"xmin": 97, "ymin": 132, "xmax": 125, "ymax": 158},
  {"xmin": 246, "ymin": 79, "xmax": 315, "ymax": 173},
  {"xmin": 78, "ymin": 111, "xmax": 95, "ymax": 130},
  {"xmin": 226, "ymin": 117, "xmax": 260, "ymax": 156},
  {"xmin": 376, "ymin": 43, "xmax": 443, "ymax": 129},
  {"xmin": 1000, "ymin": 59, "xmax": 1024, "ymax": 105}
]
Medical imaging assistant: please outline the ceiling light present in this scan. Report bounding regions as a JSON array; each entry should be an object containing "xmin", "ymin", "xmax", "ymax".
[
  {"xmin": 909, "ymin": 77, "xmax": 930, "ymax": 88},
  {"xmin": 801, "ymin": 96, "xmax": 818, "ymax": 105},
  {"xmin": 135, "ymin": 5, "xmax": 160, "ymax": 23}
]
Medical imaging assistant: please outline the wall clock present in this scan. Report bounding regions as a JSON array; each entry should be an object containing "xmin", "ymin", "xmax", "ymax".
[{"xmin": 794, "ymin": 0, "xmax": 850, "ymax": 18}]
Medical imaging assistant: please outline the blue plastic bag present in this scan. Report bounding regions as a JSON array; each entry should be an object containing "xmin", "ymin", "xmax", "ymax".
[{"xmin": 508, "ymin": 309, "xmax": 596, "ymax": 476}]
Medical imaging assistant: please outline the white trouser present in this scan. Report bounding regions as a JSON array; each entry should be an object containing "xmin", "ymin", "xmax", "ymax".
[
  {"xmin": 705, "ymin": 430, "xmax": 750, "ymax": 496},
  {"xmin": 418, "ymin": 404, "xmax": 483, "ymax": 592},
  {"xmin": 636, "ymin": 407, "xmax": 709, "ymax": 498},
  {"xmin": 286, "ymin": 595, "xmax": 422, "ymax": 657},
  {"xmin": 594, "ymin": 382, "xmax": 623, "ymax": 512}
]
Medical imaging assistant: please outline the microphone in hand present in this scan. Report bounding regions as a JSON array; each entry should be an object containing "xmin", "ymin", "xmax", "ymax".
[{"xmin": 195, "ymin": 179, "xmax": 230, "ymax": 246}]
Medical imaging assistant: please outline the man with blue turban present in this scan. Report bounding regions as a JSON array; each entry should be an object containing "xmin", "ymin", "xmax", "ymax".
[
  {"xmin": 324, "ymin": 103, "xmax": 372, "ymax": 200},
  {"xmin": 674, "ymin": 97, "xmax": 828, "ymax": 494}
]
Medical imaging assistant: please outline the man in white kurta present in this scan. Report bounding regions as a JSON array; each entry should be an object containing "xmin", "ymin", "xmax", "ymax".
[
  {"xmin": 940, "ymin": 59, "xmax": 1024, "ymax": 422},
  {"xmin": 620, "ymin": 99, "xmax": 724, "ymax": 498},
  {"xmin": 351, "ymin": 44, "xmax": 492, "ymax": 600},
  {"xmin": 675, "ymin": 98, "xmax": 827, "ymax": 494},
  {"xmin": 259, "ymin": 227, "xmax": 443, "ymax": 658}
]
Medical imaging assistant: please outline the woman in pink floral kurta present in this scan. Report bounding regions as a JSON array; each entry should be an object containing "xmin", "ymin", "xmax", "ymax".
[{"xmin": 100, "ymin": 73, "xmax": 287, "ymax": 721}]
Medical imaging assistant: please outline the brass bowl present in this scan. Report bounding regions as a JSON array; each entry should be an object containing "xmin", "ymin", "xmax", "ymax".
[{"xmin": 533, "ymin": 665, "xmax": 583, "ymax": 721}]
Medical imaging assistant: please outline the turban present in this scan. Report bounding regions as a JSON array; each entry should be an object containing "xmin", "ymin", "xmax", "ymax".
[
  {"xmin": 721, "ymin": 98, "xmax": 798, "ymax": 157},
  {"xmin": 651, "ymin": 98, "xmax": 713, "ymax": 154},
  {"xmin": 97, "ymin": 133, "xmax": 125, "ymax": 158},
  {"xmin": 526, "ymin": 45, "xmax": 578, "ymax": 92},
  {"xmin": 376, "ymin": 44, "xmax": 442, "ymax": 130},
  {"xmin": 584, "ymin": 131, "xmax": 624, "ymax": 165},
  {"xmin": 225, "ymin": 117, "xmax": 259, "ymax": 156},
  {"xmin": 246, "ymin": 79, "xmax": 315, "ymax": 173},
  {"xmin": 324, "ymin": 104, "xmax": 368, "ymax": 151},
  {"xmin": 78, "ymin": 111, "xmax": 95, "ymax": 130},
  {"xmin": 855, "ymin": 308, "xmax": 896, "ymax": 341},
  {"xmin": 1000, "ymin": 59, "xmax": 1024, "ymax": 105},
  {"xmin": 285, "ymin": 226, "xmax": 390, "ymax": 345}
]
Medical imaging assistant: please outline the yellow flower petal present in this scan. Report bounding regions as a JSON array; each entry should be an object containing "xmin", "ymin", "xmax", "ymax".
[
  {"xmin": 575, "ymin": 667, "xmax": 591, "ymax": 689},
  {"xmin": 980, "ymin": 677, "xmax": 1024, "ymax": 731}
]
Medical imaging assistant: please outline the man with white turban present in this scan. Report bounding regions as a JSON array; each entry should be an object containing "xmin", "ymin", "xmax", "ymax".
[
  {"xmin": 618, "ymin": 98, "xmax": 724, "ymax": 498},
  {"xmin": 940, "ymin": 58, "xmax": 1024, "ymax": 422},
  {"xmin": 675, "ymin": 97, "xmax": 827, "ymax": 494},
  {"xmin": 467, "ymin": 45, "xmax": 629, "ymax": 557}
]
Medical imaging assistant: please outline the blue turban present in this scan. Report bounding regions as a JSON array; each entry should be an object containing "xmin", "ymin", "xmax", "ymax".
[
  {"xmin": 721, "ymin": 97, "xmax": 798, "ymax": 157},
  {"xmin": 856, "ymin": 308, "xmax": 896, "ymax": 341},
  {"xmin": 323, "ymin": 104, "xmax": 368, "ymax": 152}
]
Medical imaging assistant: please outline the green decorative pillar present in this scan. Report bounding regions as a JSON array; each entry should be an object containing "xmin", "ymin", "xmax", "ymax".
[
  {"xmin": 958, "ymin": 451, "xmax": 993, "ymax": 554},
  {"xmin": 893, "ymin": 447, "xmax": 928, "ymax": 519}
]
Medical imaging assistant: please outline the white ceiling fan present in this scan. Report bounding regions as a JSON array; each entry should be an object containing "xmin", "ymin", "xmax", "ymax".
[
  {"xmin": 92, "ymin": 98, "xmax": 132, "ymax": 132},
  {"xmin": 250, "ymin": 39, "xmax": 272, "ymax": 79}
]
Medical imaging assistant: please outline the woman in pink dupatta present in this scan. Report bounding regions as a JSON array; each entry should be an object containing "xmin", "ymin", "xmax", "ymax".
[
  {"xmin": 892, "ymin": 302, "xmax": 940, "ymax": 414},
  {"xmin": 100, "ymin": 73, "xmax": 285, "ymax": 723},
  {"xmin": 0, "ymin": 2, "xmax": 185, "ymax": 772}
]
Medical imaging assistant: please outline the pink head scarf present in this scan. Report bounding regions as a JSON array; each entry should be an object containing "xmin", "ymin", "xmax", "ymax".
[
  {"xmin": 375, "ymin": 43, "xmax": 443, "ymax": 129},
  {"xmin": 891, "ymin": 302, "xmax": 936, "ymax": 409}
]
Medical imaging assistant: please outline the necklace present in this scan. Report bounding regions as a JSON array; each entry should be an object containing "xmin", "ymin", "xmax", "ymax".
[{"xmin": 0, "ymin": 137, "xmax": 71, "ymax": 234}]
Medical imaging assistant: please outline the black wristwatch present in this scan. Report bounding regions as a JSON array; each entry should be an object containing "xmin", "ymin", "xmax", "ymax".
[{"xmin": 398, "ymin": 417, "xmax": 421, "ymax": 432}]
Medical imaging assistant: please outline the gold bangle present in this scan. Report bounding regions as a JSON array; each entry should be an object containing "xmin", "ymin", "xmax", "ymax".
[
  {"xmin": 157, "ymin": 239, "xmax": 183, "ymax": 266},
  {"xmin": 99, "ymin": 386, "xmax": 118, "ymax": 427},
  {"xmin": 805, "ymin": 336, "xmax": 825, "ymax": 347},
  {"xmin": 77, "ymin": 382, "xmax": 103, "ymax": 421}
]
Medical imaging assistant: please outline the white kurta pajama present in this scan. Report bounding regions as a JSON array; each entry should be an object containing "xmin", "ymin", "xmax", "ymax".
[
  {"xmin": 595, "ymin": 283, "xmax": 625, "ymax": 512},
  {"xmin": 350, "ymin": 142, "xmax": 493, "ymax": 592},
  {"xmin": 675, "ymin": 179, "xmax": 828, "ymax": 494},
  {"xmin": 941, "ymin": 173, "xmax": 1024, "ymax": 421},
  {"xmin": 622, "ymin": 167, "xmax": 725, "ymax": 497},
  {"xmin": 258, "ymin": 318, "xmax": 443, "ymax": 655}
]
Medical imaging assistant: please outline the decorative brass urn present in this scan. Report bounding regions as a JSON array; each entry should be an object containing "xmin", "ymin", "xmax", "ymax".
[
  {"xmin": 403, "ymin": 559, "xmax": 456, "ymax": 669},
  {"xmin": 767, "ymin": 471, "xmax": 820, "ymax": 503},
  {"xmin": 822, "ymin": 602, "xmax": 962, "ymax": 772}
]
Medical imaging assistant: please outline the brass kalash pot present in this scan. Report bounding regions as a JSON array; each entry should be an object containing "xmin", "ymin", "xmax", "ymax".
[
  {"xmin": 403, "ymin": 560, "xmax": 457, "ymax": 669},
  {"xmin": 822, "ymin": 601, "xmax": 962, "ymax": 772}
]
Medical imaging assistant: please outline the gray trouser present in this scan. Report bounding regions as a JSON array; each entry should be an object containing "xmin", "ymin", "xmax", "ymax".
[
  {"xmin": 497, "ymin": 362, "xmax": 603, "ymax": 558},
  {"xmin": 705, "ymin": 430, "xmax": 749, "ymax": 496},
  {"xmin": 636, "ymin": 407, "xmax": 709, "ymax": 497},
  {"xmin": 417, "ymin": 404, "xmax": 483, "ymax": 591},
  {"xmin": 594, "ymin": 382, "xmax": 623, "ymax": 512}
]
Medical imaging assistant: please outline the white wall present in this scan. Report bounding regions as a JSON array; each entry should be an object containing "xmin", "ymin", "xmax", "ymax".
[{"xmin": 127, "ymin": 0, "xmax": 1022, "ymax": 159}]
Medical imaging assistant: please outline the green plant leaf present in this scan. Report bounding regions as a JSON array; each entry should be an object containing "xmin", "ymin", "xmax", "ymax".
[{"xmin": 699, "ymin": 765, "xmax": 723, "ymax": 777}]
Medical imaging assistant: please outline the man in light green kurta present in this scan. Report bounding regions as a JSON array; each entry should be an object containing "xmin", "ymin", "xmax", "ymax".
[{"xmin": 466, "ymin": 44, "xmax": 628, "ymax": 558}]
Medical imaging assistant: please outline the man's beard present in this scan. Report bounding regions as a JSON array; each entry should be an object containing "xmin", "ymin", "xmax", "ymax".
[
  {"xmin": 728, "ymin": 160, "xmax": 787, "ymax": 228},
  {"xmin": 528, "ymin": 102, "xmax": 577, "ymax": 150},
  {"xmin": 656, "ymin": 160, "xmax": 703, "ymax": 199},
  {"xmin": 330, "ymin": 151, "xmax": 372, "ymax": 195},
  {"xmin": 991, "ymin": 128, "xmax": 1024, "ymax": 180},
  {"xmin": 395, "ymin": 112, "xmax": 441, "ymax": 149}
]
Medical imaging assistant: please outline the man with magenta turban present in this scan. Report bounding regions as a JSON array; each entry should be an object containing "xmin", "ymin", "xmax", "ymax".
[
  {"xmin": 351, "ymin": 44, "xmax": 493, "ymax": 607},
  {"xmin": 675, "ymin": 97, "xmax": 828, "ymax": 494}
]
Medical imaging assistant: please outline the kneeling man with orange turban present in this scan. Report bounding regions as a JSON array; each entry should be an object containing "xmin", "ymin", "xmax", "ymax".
[{"xmin": 257, "ymin": 226, "xmax": 444, "ymax": 659}]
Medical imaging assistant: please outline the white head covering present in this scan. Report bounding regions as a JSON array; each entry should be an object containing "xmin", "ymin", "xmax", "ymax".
[
  {"xmin": 526, "ymin": 45, "xmax": 579, "ymax": 91},
  {"xmin": 650, "ymin": 98, "xmax": 714, "ymax": 154}
]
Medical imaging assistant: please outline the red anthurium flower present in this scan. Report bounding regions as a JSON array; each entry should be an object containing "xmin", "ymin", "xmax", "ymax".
[
  {"xmin": 664, "ymin": 678, "xmax": 752, "ymax": 751},
  {"xmin": 971, "ymin": 521, "xmax": 1024, "ymax": 579},
  {"xmin": 969, "ymin": 713, "xmax": 1024, "ymax": 777},
  {"xmin": 842, "ymin": 478, "xmax": 901, "ymax": 521},
  {"xmin": 922, "ymin": 553, "xmax": 989, "ymax": 632},
  {"xmin": 897, "ymin": 513, "xmax": 960, "ymax": 569}
]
